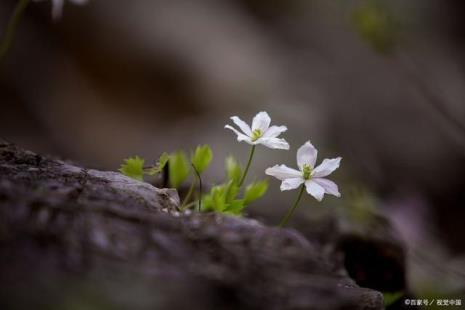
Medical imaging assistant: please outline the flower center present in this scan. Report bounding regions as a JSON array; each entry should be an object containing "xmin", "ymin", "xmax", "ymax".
[
  {"xmin": 251, "ymin": 129, "xmax": 262, "ymax": 142},
  {"xmin": 302, "ymin": 164, "xmax": 312, "ymax": 180}
]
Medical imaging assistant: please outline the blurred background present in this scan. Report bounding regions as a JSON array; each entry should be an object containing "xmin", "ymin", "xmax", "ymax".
[{"xmin": 1, "ymin": 0, "xmax": 465, "ymax": 305}]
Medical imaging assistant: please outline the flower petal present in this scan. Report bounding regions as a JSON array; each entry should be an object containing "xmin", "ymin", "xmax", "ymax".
[
  {"xmin": 257, "ymin": 137, "xmax": 290, "ymax": 150},
  {"xmin": 51, "ymin": 0, "xmax": 65, "ymax": 20},
  {"xmin": 280, "ymin": 178, "xmax": 304, "ymax": 191},
  {"xmin": 312, "ymin": 157, "xmax": 342, "ymax": 178},
  {"xmin": 262, "ymin": 125, "xmax": 287, "ymax": 138},
  {"xmin": 265, "ymin": 165, "xmax": 302, "ymax": 181},
  {"xmin": 230, "ymin": 116, "xmax": 252, "ymax": 136},
  {"xmin": 297, "ymin": 141, "xmax": 318, "ymax": 169},
  {"xmin": 305, "ymin": 180, "xmax": 325, "ymax": 201},
  {"xmin": 70, "ymin": 0, "xmax": 89, "ymax": 4},
  {"xmin": 251, "ymin": 111, "xmax": 271, "ymax": 132},
  {"xmin": 313, "ymin": 178, "xmax": 340, "ymax": 197},
  {"xmin": 225, "ymin": 125, "xmax": 253, "ymax": 144}
]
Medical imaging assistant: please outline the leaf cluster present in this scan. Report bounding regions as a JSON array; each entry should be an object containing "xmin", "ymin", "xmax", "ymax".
[
  {"xmin": 202, "ymin": 156, "xmax": 268, "ymax": 215},
  {"xmin": 119, "ymin": 145, "xmax": 267, "ymax": 216},
  {"xmin": 119, "ymin": 153, "xmax": 169, "ymax": 182},
  {"xmin": 119, "ymin": 145, "xmax": 214, "ymax": 186}
]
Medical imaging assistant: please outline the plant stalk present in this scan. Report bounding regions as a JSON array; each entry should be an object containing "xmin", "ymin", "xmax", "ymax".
[
  {"xmin": 279, "ymin": 184, "xmax": 305, "ymax": 228},
  {"xmin": 0, "ymin": 0, "xmax": 30, "ymax": 65},
  {"xmin": 238, "ymin": 145, "xmax": 256, "ymax": 187},
  {"xmin": 180, "ymin": 179, "xmax": 196, "ymax": 210},
  {"xmin": 191, "ymin": 164, "xmax": 202, "ymax": 212}
]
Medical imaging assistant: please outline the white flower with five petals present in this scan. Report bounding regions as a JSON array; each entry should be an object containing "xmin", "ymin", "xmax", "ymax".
[
  {"xmin": 33, "ymin": 0, "xmax": 88, "ymax": 20},
  {"xmin": 266, "ymin": 141, "xmax": 341, "ymax": 201},
  {"xmin": 225, "ymin": 111, "xmax": 289, "ymax": 150}
]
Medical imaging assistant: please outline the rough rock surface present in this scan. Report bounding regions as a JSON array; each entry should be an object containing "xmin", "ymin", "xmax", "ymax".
[{"xmin": 0, "ymin": 140, "xmax": 383, "ymax": 310}]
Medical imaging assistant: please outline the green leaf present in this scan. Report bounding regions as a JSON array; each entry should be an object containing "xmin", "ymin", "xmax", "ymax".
[
  {"xmin": 145, "ymin": 152, "xmax": 170, "ymax": 176},
  {"xmin": 158, "ymin": 152, "xmax": 169, "ymax": 170},
  {"xmin": 225, "ymin": 181, "xmax": 240, "ymax": 203},
  {"xmin": 225, "ymin": 156, "xmax": 242, "ymax": 184},
  {"xmin": 191, "ymin": 144, "xmax": 213, "ymax": 174},
  {"xmin": 244, "ymin": 180, "xmax": 268, "ymax": 205},
  {"xmin": 224, "ymin": 199, "xmax": 245, "ymax": 216},
  {"xmin": 201, "ymin": 194, "xmax": 213, "ymax": 212},
  {"xmin": 211, "ymin": 185, "xmax": 227, "ymax": 212},
  {"xmin": 168, "ymin": 151, "xmax": 190, "ymax": 188},
  {"xmin": 202, "ymin": 183, "xmax": 228, "ymax": 213},
  {"xmin": 383, "ymin": 291, "xmax": 403, "ymax": 307},
  {"xmin": 119, "ymin": 156, "xmax": 145, "ymax": 181},
  {"xmin": 202, "ymin": 183, "xmax": 247, "ymax": 215}
]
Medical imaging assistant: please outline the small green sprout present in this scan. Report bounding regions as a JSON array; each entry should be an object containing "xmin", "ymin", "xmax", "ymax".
[
  {"xmin": 119, "ymin": 153, "xmax": 169, "ymax": 182},
  {"xmin": 119, "ymin": 146, "xmax": 215, "ymax": 212},
  {"xmin": 383, "ymin": 291, "xmax": 403, "ymax": 307},
  {"xmin": 201, "ymin": 182, "xmax": 246, "ymax": 216},
  {"xmin": 119, "ymin": 156, "xmax": 145, "ymax": 181},
  {"xmin": 225, "ymin": 156, "xmax": 242, "ymax": 184},
  {"xmin": 168, "ymin": 151, "xmax": 190, "ymax": 188},
  {"xmin": 145, "ymin": 152, "xmax": 169, "ymax": 176},
  {"xmin": 185, "ymin": 145, "xmax": 213, "ymax": 211},
  {"xmin": 244, "ymin": 180, "xmax": 268, "ymax": 205},
  {"xmin": 200, "ymin": 156, "xmax": 267, "ymax": 216},
  {"xmin": 191, "ymin": 145, "xmax": 213, "ymax": 174}
]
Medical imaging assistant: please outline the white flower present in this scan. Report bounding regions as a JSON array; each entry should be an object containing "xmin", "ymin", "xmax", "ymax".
[
  {"xmin": 265, "ymin": 141, "xmax": 341, "ymax": 201},
  {"xmin": 225, "ymin": 111, "xmax": 290, "ymax": 150},
  {"xmin": 33, "ymin": 0, "xmax": 88, "ymax": 20}
]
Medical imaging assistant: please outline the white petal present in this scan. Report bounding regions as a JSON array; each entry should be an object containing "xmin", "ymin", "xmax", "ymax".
[
  {"xmin": 51, "ymin": 0, "xmax": 65, "ymax": 19},
  {"xmin": 297, "ymin": 141, "xmax": 318, "ymax": 169},
  {"xmin": 305, "ymin": 180, "xmax": 325, "ymax": 201},
  {"xmin": 225, "ymin": 125, "xmax": 253, "ymax": 144},
  {"xmin": 257, "ymin": 137, "xmax": 290, "ymax": 150},
  {"xmin": 312, "ymin": 157, "xmax": 342, "ymax": 178},
  {"xmin": 280, "ymin": 178, "xmax": 304, "ymax": 191},
  {"xmin": 251, "ymin": 111, "xmax": 271, "ymax": 132},
  {"xmin": 70, "ymin": 0, "xmax": 89, "ymax": 4},
  {"xmin": 230, "ymin": 116, "xmax": 252, "ymax": 136},
  {"xmin": 262, "ymin": 125, "xmax": 287, "ymax": 138},
  {"xmin": 265, "ymin": 165, "xmax": 302, "ymax": 181},
  {"xmin": 313, "ymin": 178, "xmax": 340, "ymax": 197}
]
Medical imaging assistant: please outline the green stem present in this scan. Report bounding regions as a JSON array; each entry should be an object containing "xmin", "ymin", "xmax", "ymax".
[
  {"xmin": 279, "ymin": 184, "xmax": 305, "ymax": 228},
  {"xmin": 181, "ymin": 201, "xmax": 196, "ymax": 210},
  {"xmin": 180, "ymin": 179, "xmax": 196, "ymax": 210},
  {"xmin": 238, "ymin": 145, "xmax": 256, "ymax": 187},
  {"xmin": 191, "ymin": 164, "xmax": 202, "ymax": 212},
  {"xmin": 0, "ymin": 0, "xmax": 30, "ymax": 65}
]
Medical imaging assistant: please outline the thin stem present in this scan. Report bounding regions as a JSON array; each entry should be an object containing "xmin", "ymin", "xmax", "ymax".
[
  {"xmin": 191, "ymin": 163, "xmax": 202, "ymax": 212},
  {"xmin": 180, "ymin": 179, "xmax": 196, "ymax": 210},
  {"xmin": 279, "ymin": 184, "xmax": 305, "ymax": 228},
  {"xmin": 181, "ymin": 201, "xmax": 196, "ymax": 210},
  {"xmin": 0, "ymin": 0, "xmax": 30, "ymax": 65},
  {"xmin": 238, "ymin": 145, "xmax": 256, "ymax": 187}
]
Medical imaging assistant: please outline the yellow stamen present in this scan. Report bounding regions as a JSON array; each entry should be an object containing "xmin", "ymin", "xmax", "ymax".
[
  {"xmin": 303, "ymin": 164, "xmax": 312, "ymax": 180},
  {"xmin": 251, "ymin": 129, "xmax": 262, "ymax": 142}
]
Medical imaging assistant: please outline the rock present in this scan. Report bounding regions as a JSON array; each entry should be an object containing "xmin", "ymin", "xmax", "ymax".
[
  {"xmin": 337, "ymin": 214, "xmax": 406, "ymax": 294},
  {"xmin": 287, "ymin": 199, "xmax": 407, "ymax": 299},
  {"xmin": 0, "ymin": 140, "xmax": 383, "ymax": 309}
]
